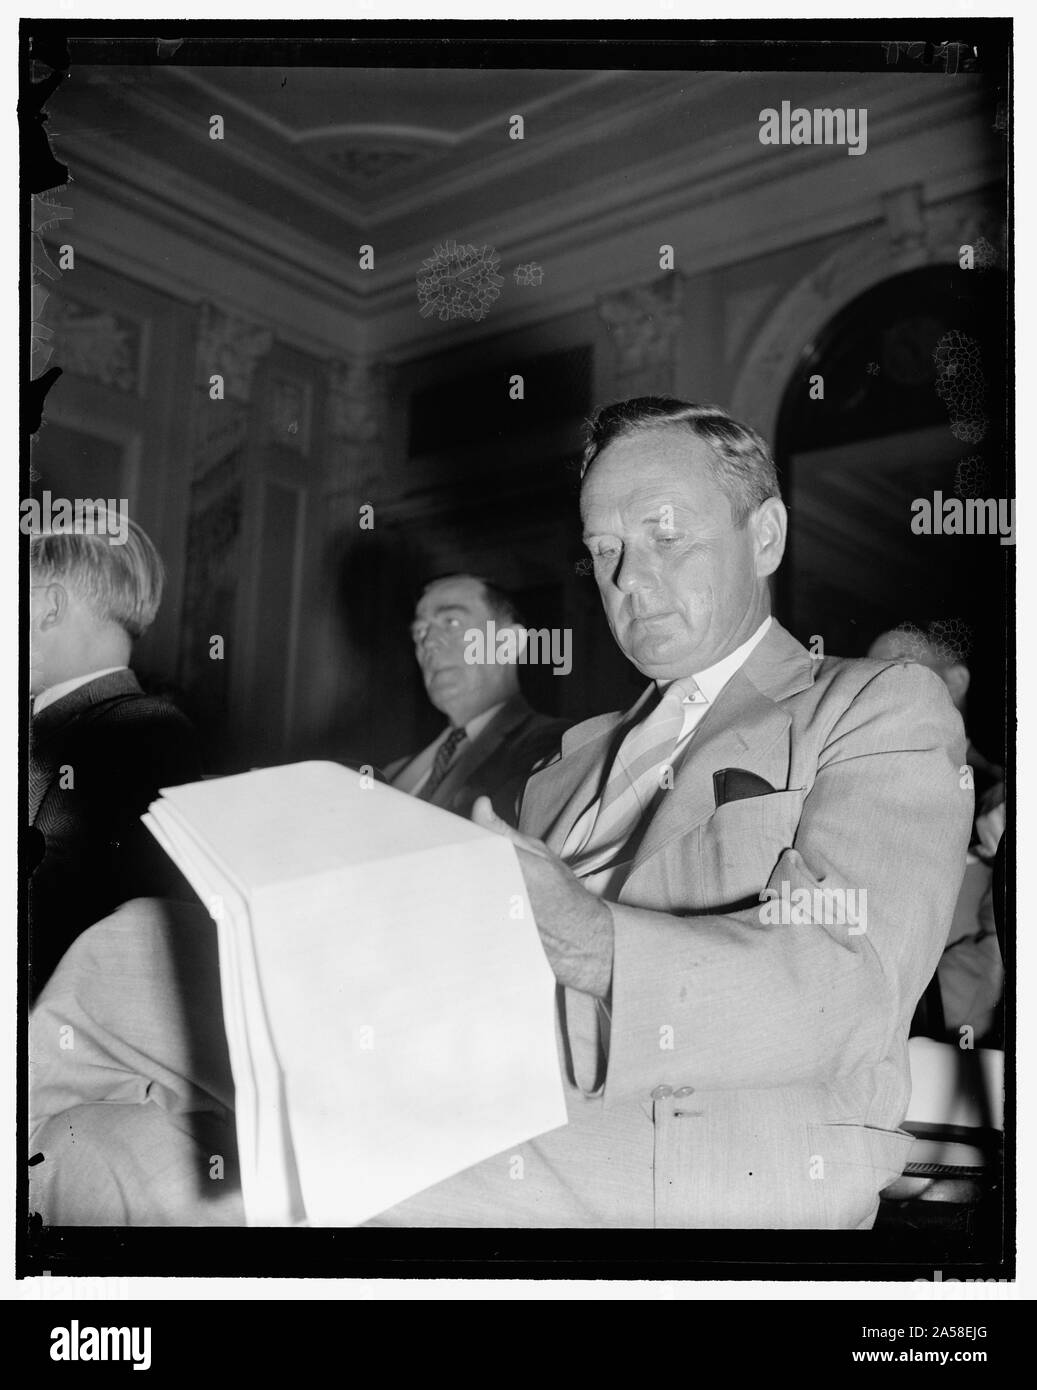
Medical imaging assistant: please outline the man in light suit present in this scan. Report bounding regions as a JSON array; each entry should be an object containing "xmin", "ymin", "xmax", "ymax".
[
  {"xmin": 384, "ymin": 573, "xmax": 569, "ymax": 824},
  {"xmin": 29, "ymin": 398, "xmax": 972, "ymax": 1230},
  {"xmin": 371, "ymin": 397, "xmax": 974, "ymax": 1229}
]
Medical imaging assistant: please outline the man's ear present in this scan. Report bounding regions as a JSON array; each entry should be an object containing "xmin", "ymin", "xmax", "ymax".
[
  {"xmin": 38, "ymin": 582, "xmax": 67, "ymax": 631},
  {"xmin": 752, "ymin": 497, "xmax": 787, "ymax": 579}
]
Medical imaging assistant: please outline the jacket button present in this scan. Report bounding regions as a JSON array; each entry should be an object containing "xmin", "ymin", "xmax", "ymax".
[
  {"xmin": 650, "ymin": 1085, "xmax": 673, "ymax": 1101},
  {"xmin": 673, "ymin": 1086, "xmax": 695, "ymax": 1097}
]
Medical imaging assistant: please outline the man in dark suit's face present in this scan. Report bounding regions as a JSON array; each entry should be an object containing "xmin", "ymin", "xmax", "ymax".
[
  {"xmin": 409, "ymin": 574, "xmax": 523, "ymax": 728},
  {"xmin": 580, "ymin": 426, "xmax": 786, "ymax": 682}
]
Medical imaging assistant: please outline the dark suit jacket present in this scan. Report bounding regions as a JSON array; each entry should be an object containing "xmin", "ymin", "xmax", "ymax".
[
  {"xmin": 385, "ymin": 696, "xmax": 570, "ymax": 825},
  {"xmin": 28, "ymin": 669, "xmax": 202, "ymax": 998}
]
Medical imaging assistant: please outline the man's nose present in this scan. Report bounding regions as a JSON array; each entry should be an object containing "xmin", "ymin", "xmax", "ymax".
[{"xmin": 612, "ymin": 549, "xmax": 657, "ymax": 594}]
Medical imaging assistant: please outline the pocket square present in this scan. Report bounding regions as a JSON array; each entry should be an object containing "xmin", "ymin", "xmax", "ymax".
[{"xmin": 713, "ymin": 767, "xmax": 778, "ymax": 807}]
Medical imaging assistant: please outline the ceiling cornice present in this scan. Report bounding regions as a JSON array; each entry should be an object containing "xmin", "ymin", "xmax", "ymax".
[
  {"xmin": 163, "ymin": 63, "xmax": 624, "ymax": 152},
  {"xmin": 65, "ymin": 70, "xmax": 370, "ymax": 225},
  {"xmin": 367, "ymin": 79, "xmax": 992, "ymax": 288},
  {"xmin": 50, "ymin": 74, "xmax": 1002, "ymax": 363},
  {"xmin": 346, "ymin": 72, "xmax": 730, "ymax": 221},
  {"xmin": 365, "ymin": 81, "xmax": 1000, "ymax": 355},
  {"xmin": 55, "ymin": 140, "xmax": 369, "ymax": 307},
  {"xmin": 70, "ymin": 66, "xmax": 722, "ymax": 226},
  {"xmin": 47, "ymin": 158, "xmax": 369, "ymax": 361}
]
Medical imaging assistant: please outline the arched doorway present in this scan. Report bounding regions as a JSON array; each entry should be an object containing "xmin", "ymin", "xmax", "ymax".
[{"xmin": 773, "ymin": 263, "xmax": 1009, "ymax": 762}]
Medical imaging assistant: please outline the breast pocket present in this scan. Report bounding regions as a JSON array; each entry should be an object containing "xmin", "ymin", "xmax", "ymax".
[{"xmin": 697, "ymin": 788, "xmax": 806, "ymax": 911}]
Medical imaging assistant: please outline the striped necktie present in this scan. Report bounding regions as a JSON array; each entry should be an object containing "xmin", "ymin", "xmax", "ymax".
[
  {"xmin": 563, "ymin": 678, "xmax": 700, "ymax": 874},
  {"xmin": 418, "ymin": 725, "xmax": 468, "ymax": 802}
]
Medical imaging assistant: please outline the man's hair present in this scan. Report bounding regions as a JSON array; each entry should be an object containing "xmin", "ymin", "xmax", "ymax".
[
  {"xmin": 30, "ymin": 515, "xmax": 164, "ymax": 639},
  {"xmin": 879, "ymin": 619, "xmax": 973, "ymax": 670},
  {"xmin": 581, "ymin": 396, "xmax": 782, "ymax": 525},
  {"xmin": 419, "ymin": 573, "xmax": 525, "ymax": 628}
]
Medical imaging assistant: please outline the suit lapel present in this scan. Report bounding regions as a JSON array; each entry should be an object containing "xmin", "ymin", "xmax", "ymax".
[
  {"xmin": 522, "ymin": 620, "xmax": 818, "ymax": 872},
  {"xmin": 624, "ymin": 622, "xmax": 817, "ymax": 884},
  {"xmin": 431, "ymin": 696, "xmax": 532, "ymax": 807},
  {"xmin": 520, "ymin": 685, "xmax": 655, "ymax": 853},
  {"xmin": 623, "ymin": 670, "xmax": 791, "ymax": 883}
]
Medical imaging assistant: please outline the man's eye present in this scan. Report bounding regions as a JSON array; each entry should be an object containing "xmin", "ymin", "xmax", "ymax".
[
  {"xmin": 444, "ymin": 616, "xmax": 461, "ymax": 628},
  {"xmin": 655, "ymin": 533, "xmax": 684, "ymax": 546}
]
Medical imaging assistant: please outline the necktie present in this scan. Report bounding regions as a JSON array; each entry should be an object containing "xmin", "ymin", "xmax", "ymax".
[
  {"xmin": 563, "ymin": 678, "xmax": 701, "ymax": 873},
  {"xmin": 418, "ymin": 725, "xmax": 467, "ymax": 802}
]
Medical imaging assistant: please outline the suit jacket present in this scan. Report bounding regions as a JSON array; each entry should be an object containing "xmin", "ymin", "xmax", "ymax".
[
  {"xmin": 517, "ymin": 620, "xmax": 973, "ymax": 1229},
  {"xmin": 935, "ymin": 858, "xmax": 1002, "ymax": 1045},
  {"xmin": 385, "ymin": 696, "xmax": 570, "ymax": 825},
  {"xmin": 28, "ymin": 669, "xmax": 202, "ymax": 998}
]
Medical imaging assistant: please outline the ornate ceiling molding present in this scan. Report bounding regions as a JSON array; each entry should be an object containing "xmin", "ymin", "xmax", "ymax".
[
  {"xmin": 51, "ymin": 75, "xmax": 1002, "ymax": 368},
  {"xmin": 315, "ymin": 147, "xmax": 432, "ymax": 185}
]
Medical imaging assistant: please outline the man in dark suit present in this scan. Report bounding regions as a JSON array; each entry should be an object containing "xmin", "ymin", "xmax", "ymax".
[
  {"xmin": 384, "ymin": 573, "xmax": 569, "ymax": 824},
  {"xmin": 28, "ymin": 511, "xmax": 201, "ymax": 998}
]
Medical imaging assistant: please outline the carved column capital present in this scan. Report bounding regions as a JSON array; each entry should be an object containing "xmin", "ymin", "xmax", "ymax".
[
  {"xmin": 325, "ymin": 356, "xmax": 389, "ymax": 503},
  {"xmin": 196, "ymin": 303, "xmax": 273, "ymax": 403},
  {"xmin": 46, "ymin": 296, "xmax": 142, "ymax": 393},
  {"xmin": 327, "ymin": 356, "xmax": 387, "ymax": 443},
  {"xmin": 598, "ymin": 273, "xmax": 685, "ymax": 376}
]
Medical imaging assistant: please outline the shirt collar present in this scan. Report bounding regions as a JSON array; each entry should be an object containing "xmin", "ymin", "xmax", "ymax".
[
  {"xmin": 462, "ymin": 700, "xmax": 507, "ymax": 741},
  {"xmin": 658, "ymin": 616, "xmax": 772, "ymax": 706},
  {"xmin": 34, "ymin": 666, "xmax": 129, "ymax": 716}
]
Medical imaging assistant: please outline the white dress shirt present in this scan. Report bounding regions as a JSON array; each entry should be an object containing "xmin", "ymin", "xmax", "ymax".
[
  {"xmin": 392, "ymin": 701, "xmax": 507, "ymax": 796},
  {"xmin": 665, "ymin": 615, "xmax": 773, "ymax": 751},
  {"xmin": 34, "ymin": 666, "xmax": 129, "ymax": 716}
]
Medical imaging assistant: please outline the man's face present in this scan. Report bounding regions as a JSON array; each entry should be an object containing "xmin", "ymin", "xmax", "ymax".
[
  {"xmin": 580, "ymin": 427, "xmax": 777, "ymax": 681},
  {"xmin": 410, "ymin": 576, "xmax": 512, "ymax": 722}
]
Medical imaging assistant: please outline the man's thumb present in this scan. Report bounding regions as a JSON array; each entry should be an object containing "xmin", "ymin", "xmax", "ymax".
[{"xmin": 471, "ymin": 795, "xmax": 508, "ymax": 833}]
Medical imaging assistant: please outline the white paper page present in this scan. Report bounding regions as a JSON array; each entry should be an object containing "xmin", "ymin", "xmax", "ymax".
[
  {"xmin": 144, "ymin": 805, "xmax": 304, "ymax": 1226},
  {"xmin": 155, "ymin": 761, "xmax": 496, "ymax": 886},
  {"xmin": 148, "ymin": 763, "xmax": 567, "ymax": 1226},
  {"xmin": 251, "ymin": 832, "xmax": 566, "ymax": 1226}
]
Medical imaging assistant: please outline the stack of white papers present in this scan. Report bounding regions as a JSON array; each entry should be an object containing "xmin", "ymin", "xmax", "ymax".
[{"xmin": 144, "ymin": 761, "xmax": 566, "ymax": 1226}]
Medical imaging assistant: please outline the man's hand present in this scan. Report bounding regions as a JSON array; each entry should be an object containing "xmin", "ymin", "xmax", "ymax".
[{"xmin": 471, "ymin": 796, "xmax": 614, "ymax": 998}]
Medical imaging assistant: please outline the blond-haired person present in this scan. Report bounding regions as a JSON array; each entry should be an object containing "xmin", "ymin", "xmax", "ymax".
[{"xmin": 28, "ymin": 510, "xmax": 201, "ymax": 998}]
